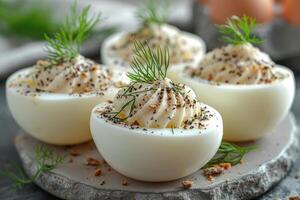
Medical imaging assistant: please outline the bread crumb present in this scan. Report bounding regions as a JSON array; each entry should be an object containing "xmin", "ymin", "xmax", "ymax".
[
  {"xmin": 203, "ymin": 166, "xmax": 223, "ymax": 176},
  {"xmin": 218, "ymin": 162, "xmax": 232, "ymax": 170},
  {"xmin": 203, "ymin": 163, "xmax": 232, "ymax": 181},
  {"xmin": 289, "ymin": 196, "xmax": 300, "ymax": 200},
  {"xmin": 207, "ymin": 175, "xmax": 215, "ymax": 181},
  {"xmin": 69, "ymin": 149, "xmax": 80, "ymax": 156},
  {"xmin": 181, "ymin": 180, "xmax": 193, "ymax": 189},
  {"xmin": 149, "ymin": 104, "xmax": 158, "ymax": 109},
  {"xmin": 86, "ymin": 157, "xmax": 101, "ymax": 166},
  {"xmin": 94, "ymin": 168, "xmax": 102, "ymax": 176},
  {"xmin": 122, "ymin": 179, "xmax": 129, "ymax": 186}
]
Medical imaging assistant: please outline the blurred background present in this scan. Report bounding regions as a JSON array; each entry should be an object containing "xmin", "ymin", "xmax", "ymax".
[
  {"xmin": 1, "ymin": 0, "xmax": 300, "ymax": 78},
  {"xmin": 0, "ymin": 0, "xmax": 192, "ymax": 77}
]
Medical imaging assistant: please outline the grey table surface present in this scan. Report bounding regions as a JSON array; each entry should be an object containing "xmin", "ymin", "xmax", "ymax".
[{"xmin": 1, "ymin": 77, "xmax": 300, "ymax": 200}]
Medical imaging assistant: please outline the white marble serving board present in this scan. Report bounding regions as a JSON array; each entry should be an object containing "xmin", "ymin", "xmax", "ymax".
[{"xmin": 14, "ymin": 114, "xmax": 299, "ymax": 200}]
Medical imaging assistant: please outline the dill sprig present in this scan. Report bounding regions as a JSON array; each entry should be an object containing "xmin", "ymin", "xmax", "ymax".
[
  {"xmin": 203, "ymin": 141, "xmax": 256, "ymax": 168},
  {"xmin": 218, "ymin": 15, "xmax": 263, "ymax": 46},
  {"xmin": 136, "ymin": 0, "xmax": 169, "ymax": 25},
  {"xmin": 45, "ymin": 2, "xmax": 101, "ymax": 64},
  {"xmin": 128, "ymin": 41, "xmax": 169, "ymax": 84},
  {"xmin": 104, "ymin": 83, "xmax": 156, "ymax": 122},
  {"xmin": 105, "ymin": 41, "xmax": 179, "ymax": 123},
  {"xmin": 1, "ymin": 145, "xmax": 65, "ymax": 189}
]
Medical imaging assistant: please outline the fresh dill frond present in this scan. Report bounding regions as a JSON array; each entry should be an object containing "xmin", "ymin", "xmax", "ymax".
[
  {"xmin": 104, "ymin": 83, "xmax": 156, "ymax": 122},
  {"xmin": 203, "ymin": 141, "xmax": 256, "ymax": 168},
  {"xmin": 45, "ymin": 2, "xmax": 101, "ymax": 64},
  {"xmin": 218, "ymin": 15, "xmax": 263, "ymax": 46},
  {"xmin": 105, "ymin": 41, "xmax": 182, "ymax": 123},
  {"xmin": 127, "ymin": 41, "xmax": 169, "ymax": 84},
  {"xmin": 1, "ymin": 145, "xmax": 65, "ymax": 189},
  {"xmin": 136, "ymin": 0, "xmax": 170, "ymax": 25}
]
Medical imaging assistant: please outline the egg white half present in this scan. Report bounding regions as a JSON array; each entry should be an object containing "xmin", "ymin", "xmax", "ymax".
[
  {"xmin": 6, "ymin": 67, "xmax": 129, "ymax": 145},
  {"xmin": 90, "ymin": 103, "xmax": 223, "ymax": 182},
  {"xmin": 168, "ymin": 65, "xmax": 295, "ymax": 141}
]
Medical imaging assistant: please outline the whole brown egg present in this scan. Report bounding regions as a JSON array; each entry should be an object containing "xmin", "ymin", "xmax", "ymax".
[
  {"xmin": 209, "ymin": 0, "xmax": 275, "ymax": 24},
  {"xmin": 282, "ymin": 0, "xmax": 300, "ymax": 26}
]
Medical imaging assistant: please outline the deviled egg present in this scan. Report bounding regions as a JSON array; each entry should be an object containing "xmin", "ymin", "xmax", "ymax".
[
  {"xmin": 91, "ymin": 42, "xmax": 222, "ymax": 182},
  {"xmin": 6, "ymin": 5, "xmax": 130, "ymax": 145},
  {"xmin": 101, "ymin": 0, "xmax": 205, "ymax": 68},
  {"xmin": 168, "ymin": 16, "xmax": 295, "ymax": 141}
]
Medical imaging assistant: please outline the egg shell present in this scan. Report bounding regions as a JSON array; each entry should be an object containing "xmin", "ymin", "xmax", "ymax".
[
  {"xmin": 282, "ymin": 0, "xmax": 300, "ymax": 26},
  {"xmin": 168, "ymin": 65, "xmax": 295, "ymax": 142},
  {"xmin": 209, "ymin": 0, "xmax": 275, "ymax": 24},
  {"xmin": 90, "ymin": 103, "xmax": 223, "ymax": 182},
  {"xmin": 101, "ymin": 30, "xmax": 206, "ymax": 68},
  {"xmin": 6, "ymin": 67, "xmax": 128, "ymax": 145}
]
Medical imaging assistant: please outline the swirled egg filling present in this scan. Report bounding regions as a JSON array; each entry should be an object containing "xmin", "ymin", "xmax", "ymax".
[
  {"xmin": 97, "ymin": 78, "xmax": 216, "ymax": 130},
  {"xmin": 7, "ymin": 55, "xmax": 129, "ymax": 95},
  {"xmin": 189, "ymin": 44, "xmax": 287, "ymax": 85},
  {"xmin": 109, "ymin": 24, "xmax": 202, "ymax": 66}
]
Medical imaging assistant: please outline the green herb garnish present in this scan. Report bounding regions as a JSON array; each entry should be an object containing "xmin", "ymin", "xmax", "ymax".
[
  {"xmin": 106, "ymin": 40, "xmax": 178, "ymax": 122},
  {"xmin": 45, "ymin": 2, "xmax": 101, "ymax": 65},
  {"xmin": 128, "ymin": 41, "xmax": 169, "ymax": 84},
  {"xmin": 136, "ymin": 0, "xmax": 170, "ymax": 25},
  {"xmin": 218, "ymin": 15, "xmax": 263, "ymax": 46},
  {"xmin": 204, "ymin": 141, "xmax": 256, "ymax": 168},
  {"xmin": 1, "ymin": 145, "xmax": 65, "ymax": 189}
]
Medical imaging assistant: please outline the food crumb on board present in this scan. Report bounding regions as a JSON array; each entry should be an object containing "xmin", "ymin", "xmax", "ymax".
[
  {"xmin": 203, "ymin": 162, "xmax": 232, "ymax": 181},
  {"xmin": 181, "ymin": 180, "xmax": 193, "ymax": 189},
  {"xmin": 122, "ymin": 179, "xmax": 129, "ymax": 186},
  {"xmin": 86, "ymin": 157, "xmax": 101, "ymax": 166},
  {"xmin": 94, "ymin": 168, "xmax": 102, "ymax": 176},
  {"xmin": 289, "ymin": 196, "xmax": 300, "ymax": 200},
  {"xmin": 69, "ymin": 149, "xmax": 80, "ymax": 156}
]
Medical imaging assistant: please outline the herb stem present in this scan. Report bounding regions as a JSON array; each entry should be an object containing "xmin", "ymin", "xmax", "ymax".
[
  {"xmin": 203, "ymin": 141, "xmax": 256, "ymax": 168},
  {"xmin": 1, "ymin": 145, "xmax": 65, "ymax": 189}
]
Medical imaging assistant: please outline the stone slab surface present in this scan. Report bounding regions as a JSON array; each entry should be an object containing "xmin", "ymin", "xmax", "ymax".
[{"xmin": 14, "ymin": 114, "xmax": 300, "ymax": 200}]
